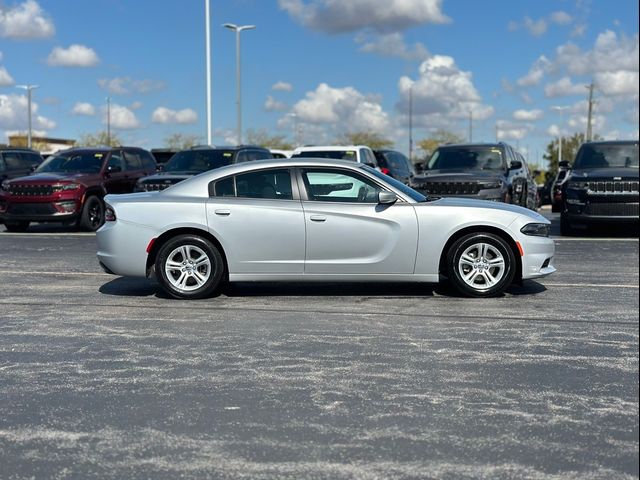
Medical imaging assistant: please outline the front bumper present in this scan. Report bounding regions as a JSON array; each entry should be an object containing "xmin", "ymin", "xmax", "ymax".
[{"xmin": 519, "ymin": 234, "xmax": 556, "ymax": 280}]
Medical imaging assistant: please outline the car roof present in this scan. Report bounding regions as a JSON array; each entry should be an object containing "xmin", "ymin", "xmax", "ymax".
[
  {"xmin": 293, "ymin": 145, "xmax": 370, "ymax": 152},
  {"xmin": 581, "ymin": 140, "xmax": 638, "ymax": 146},
  {"xmin": 438, "ymin": 143, "xmax": 505, "ymax": 149}
]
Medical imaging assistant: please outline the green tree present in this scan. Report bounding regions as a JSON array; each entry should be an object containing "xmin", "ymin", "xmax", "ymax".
[
  {"xmin": 245, "ymin": 128, "xmax": 294, "ymax": 150},
  {"xmin": 164, "ymin": 133, "xmax": 201, "ymax": 150},
  {"xmin": 77, "ymin": 131, "xmax": 121, "ymax": 147},
  {"xmin": 417, "ymin": 129, "xmax": 465, "ymax": 162},
  {"xmin": 335, "ymin": 131, "xmax": 393, "ymax": 150}
]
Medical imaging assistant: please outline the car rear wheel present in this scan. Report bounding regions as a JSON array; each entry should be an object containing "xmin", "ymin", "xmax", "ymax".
[
  {"xmin": 3, "ymin": 221, "xmax": 30, "ymax": 233},
  {"xmin": 155, "ymin": 235, "xmax": 224, "ymax": 299},
  {"xmin": 446, "ymin": 232, "xmax": 516, "ymax": 297},
  {"xmin": 79, "ymin": 196, "xmax": 105, "ymax": 231}
]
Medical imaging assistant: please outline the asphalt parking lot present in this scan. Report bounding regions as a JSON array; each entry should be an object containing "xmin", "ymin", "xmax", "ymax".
[{"xmin": 0, "ymin": 207, "xmax": 638, "ymax": 480}]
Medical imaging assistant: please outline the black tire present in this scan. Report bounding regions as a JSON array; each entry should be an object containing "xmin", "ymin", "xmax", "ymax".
[
  {"xmin": 79, "ymin": 196, "xmax": 105, "ymax": 232},
  {"xmin": 560, "ymin": 213, "xmax": 575, "ymax": 236},
  {"xmin": 3, "ymin": 221, "xmax": 30, "ymax": 232},
  {"xmin": 446, "ymin": 232, "xmax": 516, "ymax": 298},
  {"xmin": 155, "ymin": 234, "xmax": 224, "ymax": 299}
]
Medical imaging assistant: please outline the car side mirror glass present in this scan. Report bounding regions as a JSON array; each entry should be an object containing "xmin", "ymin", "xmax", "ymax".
[
  {"xmin": 509, "ymin": 160, "xmax": 523, "ymax": 170},
  {"xmin": 30, "ymin": 164, "xmax": 38, "ymax": 173},
  {"xmin": 107, "ymin": 165, "xmax": 122, "ymax": 174},
  {"xmin": 558, "ymin": 160, "xmax": 570, "ymax": 168},
  {"xmin": 378, "ymin": 191, "xmax": 397, "ymax": 205},
  {"xmin": 156, "ymin": 164, "xmax": 164, "ymax": 172}
]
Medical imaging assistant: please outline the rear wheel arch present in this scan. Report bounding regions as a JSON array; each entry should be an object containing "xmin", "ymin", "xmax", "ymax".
[
  {"xmin": 438, "ymin": 225, "xmax": 522, "ymax": 283},
  {"xmin": 146, "ymin": 227, "xmax": 228, "ymax": 278}
]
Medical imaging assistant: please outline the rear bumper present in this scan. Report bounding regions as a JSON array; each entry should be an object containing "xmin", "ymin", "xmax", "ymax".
[{"xmin": 96, "ymin": 220, "xmax": 155, "ymax": 277}]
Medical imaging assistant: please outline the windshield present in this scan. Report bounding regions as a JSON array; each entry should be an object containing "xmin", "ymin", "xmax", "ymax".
[
  {"xmin": 292, "ymin": 150, "xmax": 357, "ymax": 161},
  {"xmin": 36, "ymin": 152, "xmax": 104, "ymax": 173},
  {"xmin": 426, "ymin": 146, "xmax": 506, "ymax": 171},
  {"xmin": 362, "ymin": 165, "xmax": 427, "ymax": 202},
  {"xmin": 573, "ymin": 143, "xmax": 639, "ymax": 169},
  {"xmin": 164, "ymin": 150, "xmax": 234, "ymax": 173}
]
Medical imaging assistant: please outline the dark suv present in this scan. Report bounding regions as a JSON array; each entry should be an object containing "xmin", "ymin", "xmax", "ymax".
[
  {"xmin": 410, "ymin": 142, "xmax": 538, "ymax": 210},
  {"xmin": 0, "ymin": 147, "xmax": 43, "ymax": 183},
  {"xmin": 134, "ymin": 145, "xmax": 272, "ymax": 192},
  {"xmin": 374, "ymin": 149, "xmax": 415, "ymax": 185},
  {"xmin": 0, "ymin": 146, "xmax": 156, "ymax": 232},
  {"xmin": 560, "ymin": 140, "xmax": 639, "ymax": 234}
]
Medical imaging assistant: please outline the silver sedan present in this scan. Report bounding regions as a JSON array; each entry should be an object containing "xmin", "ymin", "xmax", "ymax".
[{"xmin": 96, "ymin": 159, "xmax": 555, "ymax": 299}]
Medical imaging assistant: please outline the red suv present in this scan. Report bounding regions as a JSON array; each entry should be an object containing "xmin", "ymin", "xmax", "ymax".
[{"xmin": 0, "ymin": 147, "xmax": 156, "ymax": 232}]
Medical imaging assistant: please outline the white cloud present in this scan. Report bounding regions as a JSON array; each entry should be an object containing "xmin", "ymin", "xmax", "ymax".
[
  {"xmin": 523, "ymin": 16, "xmax": 547, "ymax": 37},
  {"xmin": 98, "ymin": 77, "xmax": 165, "ymax": 95},
  {"xmin": 513, "ymin": 109, "xmax": 543, "ymax": 121},
  {"xmin": 264, "ymin": 95, "xmax": 288, "ymax": 112},
  {"xmin": 0, "ymin": 66, "xmax": 14, "ymax": 87},
  {"xmin": 71, "ymin": 102, "xmax": 96, "ymax": 116},
  {"xmin": 47, "ymin": 44, "xmax": 99, "ymax": 67},
  {"xmin": 555, "ymin": 31, "xmax": 638, "ymax": 76},
  {"xmin": 544, "ymin": 77, "xmax": 586, "ymax": 97},
  {"xmin": 0, "ymin": 0, "xmax": 54, "ymax": 39},
  {"xmin": 279, "ymin": 0, "xmax": 450, "ymax": 34},
  {"xmin": 292, "ymin": 83, "xmax": 390, "ymax": 134},
  {"xmin": 105, "ymin": 104, "xmax": 140, "ymax": 129},
  {"xmin": 272, "ymin": 81, "xmax": 293, "ymax": 92},
  {"xmin": 496, "ymin": 120, "xmax": 530, "ymax": 141},
  {"xmin": 130, "ymin": 101, "xmax": 143, "ymax": 110},
  {"xmin": 550, "ymin": 11, "xmax": 572, "ymax": 25},
  {"xmin": 356, "ymin": 32, "xmax": 429, "ymax": 61},
  {"xmin": 0, "ymin": 93, "xmax": 55, "ymax": 133},
  {"xmin": 151, "ymin": 107, "xmax": 197, "ymax": 124},
  {"xmin": 397, "ymin": 55, "xmax": 494, "ymax": 130},
  {"xmin": 517, "ymin": 55, "xmax": 550, "ymax": 87},
  {"xmin": 594, "ymin": 71, "xmax": 639, "ymax": 96}
]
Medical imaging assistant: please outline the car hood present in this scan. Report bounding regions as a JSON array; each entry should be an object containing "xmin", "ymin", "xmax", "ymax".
[
  {"xmin": 413, "ymin": 170, "xmax": 504, "ymax": 183},
  {"xmin": 422, "ymin": 196, "xmax": 549, "ymax": 223},
  {"xmin": 569, "ymin": 167, "xmax": 639, "ymax": 180},
  {"xmin": 5, "ymin": 172, "xmax": 98, "ymax": 184}
]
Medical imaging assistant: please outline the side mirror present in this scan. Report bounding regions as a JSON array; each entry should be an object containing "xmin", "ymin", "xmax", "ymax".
[
  {"xmin": 107, "ymin": 165, "xmax": 122, "ymax": 174},
  {"xmin": 378, "ymin": 191, "xmax": 397, "ymax": 205},
  {"xmin": 509, "ymin": 160, "xmax": 523, "ymax": 170},
  {"xmin": 30, "ymin": 164, "xmax": 38, "ymax": 173},
  {"xmin": 558, "ymin": 160, "xmax": 570, "ymax": 168},
  {"xmin": 156, "ymin": 164, "xmax": 165, "ymax": 172}
]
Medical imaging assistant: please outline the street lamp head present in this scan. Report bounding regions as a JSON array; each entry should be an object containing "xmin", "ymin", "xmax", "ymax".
[
  {"xmin": 223, "ymin": 23, "xmax": 255, "ymax": 32},
  {"xmin": 223, "ymin": 23, "xmax": 238, "ymax": 30},
  {"xmin": 16, "ymin": 84, "xmax": 39, "ymax": 90}
]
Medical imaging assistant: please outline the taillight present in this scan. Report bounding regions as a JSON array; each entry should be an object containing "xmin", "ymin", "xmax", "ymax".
[
  {"xmin": 105, "ymin": 204, "xmax": 116, "ymax": 221},
  {"xmin": 381, "ymin": 168, "xmax": 390, "ymax": 175}
]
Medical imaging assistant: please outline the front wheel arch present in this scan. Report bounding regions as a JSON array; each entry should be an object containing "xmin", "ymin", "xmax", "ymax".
[
  {"xmin": 438, "ymin": 226, "xmax": 522, "ymax": 284},
  {"xmin": 146, "ymin": 227, "xmax": 228, "ymax": 280}
]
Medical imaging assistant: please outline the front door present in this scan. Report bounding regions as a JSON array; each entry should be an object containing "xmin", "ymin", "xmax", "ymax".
[
  {"xmin": 206, "ymin": 168, "xmax": 305, "ymax": 274},
  {"xmin": 299, "ymin": 167, "xmax": 419, "ymax": 274}
]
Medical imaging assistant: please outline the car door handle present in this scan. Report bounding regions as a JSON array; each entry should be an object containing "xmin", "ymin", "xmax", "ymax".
[
  {"xmin": 310, "ymin": 215, "xmax": 326, "ymax": 222},
  {"xmin": 214, "ymin": 209, "xmax": 231, "ymax": 216}
]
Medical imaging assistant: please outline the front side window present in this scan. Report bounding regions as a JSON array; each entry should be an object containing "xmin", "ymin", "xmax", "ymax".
[
  {"xmin": 302, "ymin": 168, "xmax": 383, "ymax": 203},
  {"xmin": 212, "ymin": 169, "xmax": 293, "ymax": 200},
  {"xmin": 36, "ymin": 152, "xmax": 105, "ymax": 173},
  {"xmin": 107, "ymin": 152, "xmax": 124, "ymax": 171},
  {"xmin": 2, "ymin": 152, "xmax": 23, "ymax": 170},
  {"xmin": 123, "ymin": 151, "xmax": 143, "ymax": 171}
]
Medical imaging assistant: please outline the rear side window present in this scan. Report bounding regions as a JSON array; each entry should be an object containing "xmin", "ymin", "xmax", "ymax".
[
  {"xmin": 140, "ymin": 151, "xmax": 157, "ymax": 170},
  {"xmin": 3, "ymin": 152, "xmax": 26, "ymax": 170},
  {"xmin": 211, "ymin": 169, "xmax": 293, "ymax": 199}
]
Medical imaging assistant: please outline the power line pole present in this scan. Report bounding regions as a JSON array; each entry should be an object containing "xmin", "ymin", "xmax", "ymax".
[
  {"xmin": 409, "ymin": 85, "xmax": 413, "ymax": 162},
  {"xmin": 106, "ymin": 96, "xmax": 111, "ymax": 146},
  {"xmin": 586, "ymin": 82, "xmax": 595, "ymax": 141}
]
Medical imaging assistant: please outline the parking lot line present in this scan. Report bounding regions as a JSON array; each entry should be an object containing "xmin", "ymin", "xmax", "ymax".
[
  {"xmin": 542, "ymin": 282, "xmax": 639, "ymax": 289},
  {"xmin": 552, "ymin": 237, "xmax": 639, "ymax": 242}
]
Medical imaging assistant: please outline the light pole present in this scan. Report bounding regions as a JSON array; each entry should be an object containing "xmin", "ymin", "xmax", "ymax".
[
  {"xmin": 16, "ymin": 84, "xmax": 39, "ymax": 148},
  {"xmin": 106, "ymin": 97, "xmax": 111, "ymax": 146},
  {"xmin": 205, "ymin": 0, "xmax": 212, "ymax": 145},
  {"xmin": 552, "ymin": 106, "xmax": 570, "ymax": 165},
  {"xmin": 408, "ymin": 84, "xmax": 413, "ymax": 162},
  {"xmin": 223, "ymin": 23, "xmax": 255, "ymax": 145}
]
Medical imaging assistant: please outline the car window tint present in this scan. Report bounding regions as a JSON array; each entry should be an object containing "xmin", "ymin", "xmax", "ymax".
[
  {"xmin": 108, "ymin": 152, "xmax": 124, "ymax": 170},
  {"xmin": 236, "ymin": 169, "xmax": 292, "ymax": 199},
  {"xmin": 0, "ymin": 156, "xmax": 6, "ymax": 172},
  {"xmin": 3, "ymin": 152, "xmax": 23, "ymax": 170},
  {"xmin": 123, "ymin": 151, "xmax": 144, "ymax": 171},
  {"xmin": 303, "ymin": 168, "xmax": 382, "ymax": 203},
  {"xmin": 214, "ymin": 177, "xmax": 235, "ymax": 196},
  {"xmin": 141, "ymin": 151, "xmax": 157, "ymax": 170}
]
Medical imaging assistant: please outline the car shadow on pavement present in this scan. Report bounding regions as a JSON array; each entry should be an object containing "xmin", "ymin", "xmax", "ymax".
[{"xmin": 99, "ymin": 277, "xmax": 547, "ymax": 299}]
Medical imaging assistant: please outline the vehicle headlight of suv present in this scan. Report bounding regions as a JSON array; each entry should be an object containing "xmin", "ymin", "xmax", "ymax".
[
  {"xmin": 520, "ymin": 223, "xmax": 550, "ymax": 237},
  {"xmin": 52, "ymin": 183, "xmax": 81, "ymax": 192},
  {"xmin": 479, "ymin": 180, "xmax": 503, "ymax": 189},
  {"xmin": 567, "ymin": 180, "xmax": 588, "ymax": 190},
  {"xmin": 0, "ymin": 180, "xmax": 9, "ymax": 191}
]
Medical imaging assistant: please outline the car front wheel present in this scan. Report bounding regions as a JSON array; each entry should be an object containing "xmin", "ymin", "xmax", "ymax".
[
  {"xmin": 446, "ymin": 232, "xmax": 516, "ymax": 297},
  {"xmin": 79, "ymin": 196, "xmax": 105, "ymax": 231},
  {"xmin": 155, "ymin": 235, "xmax": 224, "ymax": 299}
]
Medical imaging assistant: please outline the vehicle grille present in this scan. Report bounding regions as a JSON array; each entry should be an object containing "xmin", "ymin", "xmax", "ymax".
[
  {"xmin": 7, "ymin": 184, "xmax": 54, "ymax": 196},
  {"xmin": 417, "ymin": 182, "xmax": 481, "ymax": 195},
  {"xmin": 585, "ymin": 202, "xmax": 639, "ymax": 216},
  {"xmin": 587, "ymin": 181, "xmax": 639, "ymax": 193},
  {"xmin": 8, "ymin": 203, "xmax": 56, "ymax": 215}
]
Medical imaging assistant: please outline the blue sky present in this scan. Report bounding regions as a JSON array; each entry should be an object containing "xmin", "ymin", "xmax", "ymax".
[{"xmin": 1, "ymin": 0, "xmax": 638, "ymax": 166}]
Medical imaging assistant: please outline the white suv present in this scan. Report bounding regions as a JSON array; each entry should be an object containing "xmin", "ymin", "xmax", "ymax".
[{"xmin": 290, "ymin": 145, "xmax": 380, "ymax": 169}]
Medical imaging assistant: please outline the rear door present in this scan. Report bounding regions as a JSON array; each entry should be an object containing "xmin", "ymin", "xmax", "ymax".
[
  {"xmin": 299, "ymin": 167, "xmax": 419, "ymax": 274},
  {"xmin": 102, "ymin": 150, "xmax": 130, "ymax": 193},
  {"xmin": 206, "ymin": 168, "xmax": 305, "ymax": 274}
]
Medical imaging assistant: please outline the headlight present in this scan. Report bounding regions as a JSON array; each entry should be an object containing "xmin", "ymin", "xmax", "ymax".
[
  {"xmin": 567, "ymin": 181, "xmax": 588, "ymax": 189},
  {"xmin": 479, "ymin": 180, "xmax": 503, "ymax": 189},
  {"xmin": 520, "ymin": 223, "xmax": 550, "ymax": 237},
  {"xmin": 52, "ymin": 183, "xmax": 81, "ymax": 192},
  {"xmin": 0, "ymin": 180, "xmax": 9, "ymax": 191}
]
